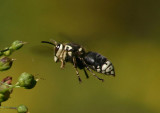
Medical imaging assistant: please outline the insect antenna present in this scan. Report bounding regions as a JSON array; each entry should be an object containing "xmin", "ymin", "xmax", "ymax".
[{"xmin": 41, "ymin": 41, "xmax": 56, "ymax": 46}]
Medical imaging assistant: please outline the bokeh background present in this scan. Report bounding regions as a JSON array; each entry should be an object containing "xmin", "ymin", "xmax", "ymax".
[{"xmin": 0, "ymin": 0, "xmax": 160, "ymax": 113}]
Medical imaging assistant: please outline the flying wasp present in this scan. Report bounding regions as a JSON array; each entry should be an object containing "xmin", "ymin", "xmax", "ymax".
[{"xmin": 41, "ymin": 40, "xmax": 115, "ymax": 82}]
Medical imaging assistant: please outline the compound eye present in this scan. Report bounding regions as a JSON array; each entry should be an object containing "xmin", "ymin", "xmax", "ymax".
[{"xmin": 56, "ymin": 45, "xmax": 60, "ymax": 48}]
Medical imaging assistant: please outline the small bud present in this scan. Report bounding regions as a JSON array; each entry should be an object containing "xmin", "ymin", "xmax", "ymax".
[
  {"xmin": 0, "ymin": 76, "xmax": 13, "ymax": 102},
  {"xmin": 0, "ymin": 56, "xmax": 13, "ymax": 71},
  {"xmin": 0, "ymin": 86, "xmax": 11, "ymax": 102},
  {"xmin": 3, "ymin": 48, "xmax": 12, "ymax": 56},
  {"xmin": 18, "ymin": 72, "xmax": 37, "ymax": 89},
  {"xmin": 10, "ymin": 40, "xmax": 25, "ymax": 50},
  {"xmin": 17, "ymin": 105, "xmax": 28, "ymax": 113},
  {"xmin": 0, "ymin": 48, "xmax": 10, "ymax": 56},
  {"xmin": 0, "ymin": 93, "xmax": 5, "ymax": 102},
  {"xmin": 0, "ymin": 91, "xmax": 11, "ymax": 102},
  {"xmin": 1, "ymin": 76, "xmax": 12, "ymax": 85}
]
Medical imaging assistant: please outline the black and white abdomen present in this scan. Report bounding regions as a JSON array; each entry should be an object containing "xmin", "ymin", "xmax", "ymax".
[{"xmin": 84, "ymin": 51, "xmax": 115, "ymax": 76}]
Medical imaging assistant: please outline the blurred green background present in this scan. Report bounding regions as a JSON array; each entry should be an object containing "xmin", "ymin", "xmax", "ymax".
[{"xmin": 0, "ymin": 0, "xmax": 160, "ymax": 113}]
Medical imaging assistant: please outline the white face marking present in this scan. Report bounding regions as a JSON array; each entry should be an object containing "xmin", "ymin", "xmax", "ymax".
[
  {"xmin": 78, "ymin": 48, "xmax": 82, "ymax": 51},
  {"xmin": 54, "ymin": 56, "xmax": 58, "ymax": 62},
  {"xmin": 68, "ymin": 52, "xmax": 72, "ymax": 56},
  {"xmin": 102, "ymin": 64, "xmax": 107, "ymax": 71},
  {"xmin": 97, "ymin": 66, "xmax": 100, "ymax": 69},
  {"xmin": 97, "ymin": 69, "xmax": 101, "ymax": 72},
  {"xmin": 106, "ymin": 65, "xmax": 113, "ymax": 72},
  {"xmin": 56, "ymin": 44, "xmax": 63, "ymax": 57}
]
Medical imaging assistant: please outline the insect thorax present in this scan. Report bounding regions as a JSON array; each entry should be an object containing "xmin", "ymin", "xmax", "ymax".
[{"xmin": 54, "ymin": 43, "xmax": 85, "ymax": 63}]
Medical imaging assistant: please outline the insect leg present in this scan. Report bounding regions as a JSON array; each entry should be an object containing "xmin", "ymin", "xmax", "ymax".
[
  {"xmin": 85, "ymin": 66, "xmax": 104, "ymax": 82},
  {"xmin": 60, "ymin": 59, "xmax": 65, "ymax": 69},
  {"xmin": 73, "ymin": 57, "xmax": 82, "ymax": 82},
  {"xmin": 80, "ymin": 58, "xmax": 104, "ymax": 82},
  {"xmin": 83, "ymin": 68, "xmax": 89, "ymax": 79},
  {"xmin": 60, "ymin": 50, "xmax": 66, "ymax": 69}
]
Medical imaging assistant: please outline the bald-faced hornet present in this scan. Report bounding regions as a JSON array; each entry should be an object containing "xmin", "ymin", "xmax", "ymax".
[{"xmin": 42, "ymin": 40, "xmax": 115, "ymax": 82}]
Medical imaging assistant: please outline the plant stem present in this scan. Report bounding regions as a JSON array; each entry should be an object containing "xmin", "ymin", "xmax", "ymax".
[{"xmin": 0, "ymin": 106, "xmax": 17, "ymax": 109}]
